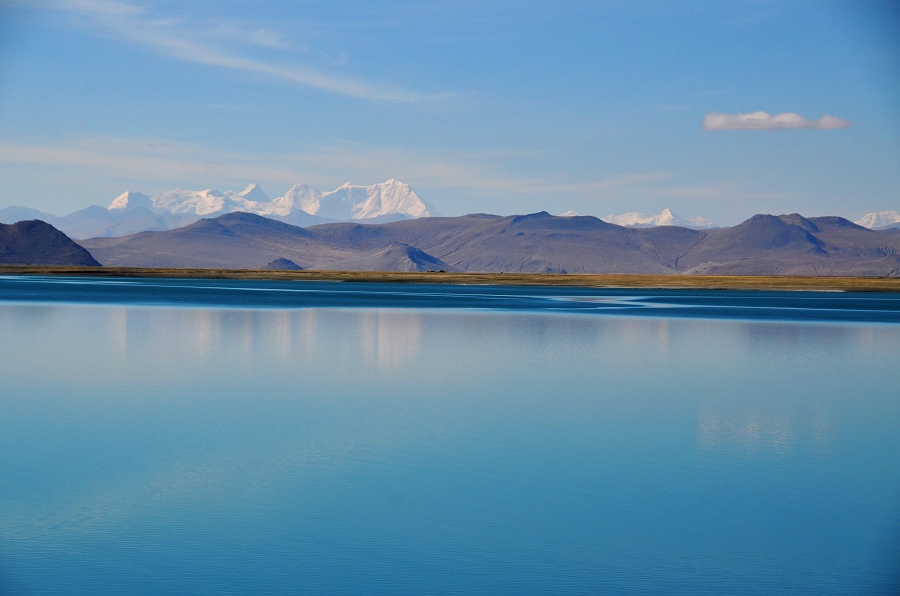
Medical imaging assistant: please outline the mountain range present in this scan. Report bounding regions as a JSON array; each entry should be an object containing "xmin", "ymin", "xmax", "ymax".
[
  {"xmin": 1, "ymin": 179, "xmax": 895, "ymax": 240},
  {"xmin": 0, "ymin": 179, "xmax": 436, "ymax": 239},
  {"xmin": 77, "ymin": 210, "xmax": 900, "ymax": 276}
]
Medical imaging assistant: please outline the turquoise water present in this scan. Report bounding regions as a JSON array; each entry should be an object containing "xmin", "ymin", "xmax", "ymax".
[{"xmin": 1, "ymin": 277, "xmax": 898, "ymax": 594}]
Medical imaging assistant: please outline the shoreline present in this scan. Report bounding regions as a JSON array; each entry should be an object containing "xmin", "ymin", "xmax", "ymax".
[{"xmin": 0, "ymin": 265, "xmax": 898, "ymax": 292}]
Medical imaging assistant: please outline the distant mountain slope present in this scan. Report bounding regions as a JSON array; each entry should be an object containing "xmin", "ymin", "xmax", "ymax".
[
  {"xmin": 1, "ymin": 203, "xmax": 201, "ymax": 240},
  {"xmin": 78, "ymin": 211, "xmax": 900, "ymax": 276},
  {"xmin": 61, "ymin": 205, "xmax": 200, "ymax": 239},
  {"xmin": 0, "ymin": 220, "xmax": 100, "ymax": 266},
  {"xmin": 314, "ymin": 212, "xmax": 674, "ymax": 274},
  {"xmin": 82, "ymin": 212, "xmax": 353, "ymax": 269},
  {"xmin": 677, "ymin": 214, "xmax": 900, "ymax": 275},
  {"xmin": 0, "ymin": 206, "xmax": 69, "ymax": 230},
  {"xmin": 330, "ymin": 243, "xmax": 453, "ymax": 272}
]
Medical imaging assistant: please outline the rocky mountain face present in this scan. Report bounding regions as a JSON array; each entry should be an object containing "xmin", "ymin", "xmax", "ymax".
[
  {"xmin": 0, "ymin": 220, "xmax": 100, "ymax": 266},
  {"xmin": 78, "ymin": 211, "xmax": 900, "ymax": 276}
]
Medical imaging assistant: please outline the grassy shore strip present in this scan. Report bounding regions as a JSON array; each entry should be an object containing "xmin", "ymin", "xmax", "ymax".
[{"xmin": 1, "ymin": 265, "xmax": 899, "ymax": 292}]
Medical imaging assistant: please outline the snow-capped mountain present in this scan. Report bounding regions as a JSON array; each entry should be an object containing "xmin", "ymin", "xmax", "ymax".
[
  {"xmin": 110, "ymin": 188, "xmax": 242, "ymax": 215},
  {"xmin": 264, "ymin": 184, "xmax": 321, "ymax": 217},
  {"xmin": 602, "ymin": 208, "xmax": 715, "ymax": 229},
  {"xmin": 108, "ymin": 179, "xmax": 436, "ymax": 221},
  {"xmin": 108, "ymin": 191, "xmax": 153, "ymax": 211},
  {"xmin": 855, "ymin": 210, "xmax": 900, "ymax": 230}
]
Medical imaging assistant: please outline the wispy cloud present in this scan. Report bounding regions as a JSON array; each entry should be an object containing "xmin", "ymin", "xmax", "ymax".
[
  {"xmin": 0, "ymin": 137, "xmax": 316, "ymax": 188},
  {"xmin": 46, "ymin": 0, "xmax": 442, "ymax": 102},
  {"xmin": 0, "ymin": 136, "xmax": 670, "ymax": 204},
  {"xmin": 702, "ymin": 111, "xmax": 853, "ymax": 131},
  {"xmin": 0, "ymin": 135, "xmax": 803, "ymax": 224},
  {"xmin": 654, "ymin": 182, "xmax": 796, "ymax": 204}
]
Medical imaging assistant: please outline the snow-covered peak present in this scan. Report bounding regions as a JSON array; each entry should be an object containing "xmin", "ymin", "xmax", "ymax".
[
  {"xmin": 855, "ymin": 210, "xmax": 900, "ymax": 229},
  {"xmin": 152, "ymin": 188, "xmax": 228, "ymax": 216},
  {"xmin": 558, "ymin": 210, "xmax": 580, "ymax": 217},
  {"xmin": 237, "ymin": 184, "xmax": 269, "ymax": 203},
  {"xmin": 101, "ymin": 179, "xmax": 435, "ymax": 222},
  {"xmin": 656, "ymin": 208, "xmax": 676, "ymax": 225},
  {"xmin": 267, "ymin": 184, "xmax": 322, "ymax": 217},
  {"xmin": 108, "ymin": 191, "xmax": 152, "ymax": 211},
  {"xmin": 602, "ymin": 209, "xmax": 715, "ymax": 229},
  {"xmin": 309, "ymin": 179, "xmax": 434, "ymax": 220},
  {"xmin": 354, "ymin": 179, "xmax": 432, "ymax": 219}
]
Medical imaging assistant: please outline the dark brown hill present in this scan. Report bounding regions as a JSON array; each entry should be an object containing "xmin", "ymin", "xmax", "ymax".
[{"xmin": 0, "ymin": 220, "xmax": 100, "ymax": 266}]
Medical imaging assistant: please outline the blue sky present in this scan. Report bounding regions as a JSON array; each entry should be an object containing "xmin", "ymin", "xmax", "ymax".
[{"xmin": 0, "ymin": 0, "xmax": 897, "ymax": 224}]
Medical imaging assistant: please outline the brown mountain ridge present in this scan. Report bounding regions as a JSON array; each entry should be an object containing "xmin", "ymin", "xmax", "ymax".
[{"xmin": 76, "ymin": 211, "xmax": 900, "ymax": 276}]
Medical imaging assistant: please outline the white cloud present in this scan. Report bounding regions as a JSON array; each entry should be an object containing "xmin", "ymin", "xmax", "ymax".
[
  {"xmin": 702, "ymin": 111, "xmax": 852, "ymax": 131},
  {"xmin": 46, "ymin": 0, "xmax": 442, "ymax": 102}
]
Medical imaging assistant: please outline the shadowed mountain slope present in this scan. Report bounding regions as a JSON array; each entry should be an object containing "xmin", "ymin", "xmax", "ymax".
[
  {"xmin": 82, "ymin": 212, "xmax": 356, "ymax": 269},
  {"xmin": 78, "ymin": 211, "xmax": 900, "ymax": 276},
  {"xmin": 312, "ymin": 212, "xmax": 675, "ymax": 274},
  {"xmin": 676, "ymin": 214, "xmax": 900, "ymax": 275},
  {"xmin": 1, "ymin": 220, "xmax": 100, "ymax": 266},
  {"xmin": 330, "ymin": 243, "xmax": 453, "ymax": 272},
  {"xmin": 261, "ymin": 258, "xmax": 303, "ymax": 270}
]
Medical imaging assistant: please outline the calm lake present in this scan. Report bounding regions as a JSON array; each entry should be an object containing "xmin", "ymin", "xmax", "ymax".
[{"xmin": 1, "ymin": 276, "xmax": 898, "ymax": 594}]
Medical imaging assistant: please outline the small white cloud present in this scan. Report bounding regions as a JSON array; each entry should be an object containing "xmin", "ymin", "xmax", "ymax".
[{"xmin": 702, "ymin": 111, "xmax": 852, "ymax": 131}]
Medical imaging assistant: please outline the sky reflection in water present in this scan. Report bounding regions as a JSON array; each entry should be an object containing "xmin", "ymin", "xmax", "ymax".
[{"xmin": 0, "ymin": 281, "xmax": 898, "ymax": 594}]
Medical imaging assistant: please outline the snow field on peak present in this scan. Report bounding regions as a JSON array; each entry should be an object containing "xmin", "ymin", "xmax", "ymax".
[
  {"xmin": 855, "ymin": 210, "xmax": 900, "ymax": 229},
  {"xmin": 108, "ymin": 180, "xmax": 433, "ymax": 221},
  {"xmin": 602, "ymin": 209, "xmax": 715, "ymax": 229}
]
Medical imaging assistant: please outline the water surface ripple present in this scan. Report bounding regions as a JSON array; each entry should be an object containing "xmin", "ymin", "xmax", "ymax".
[{"xmin": 1, "ymin": 275, "xmax": 899, "ymax": 323}]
